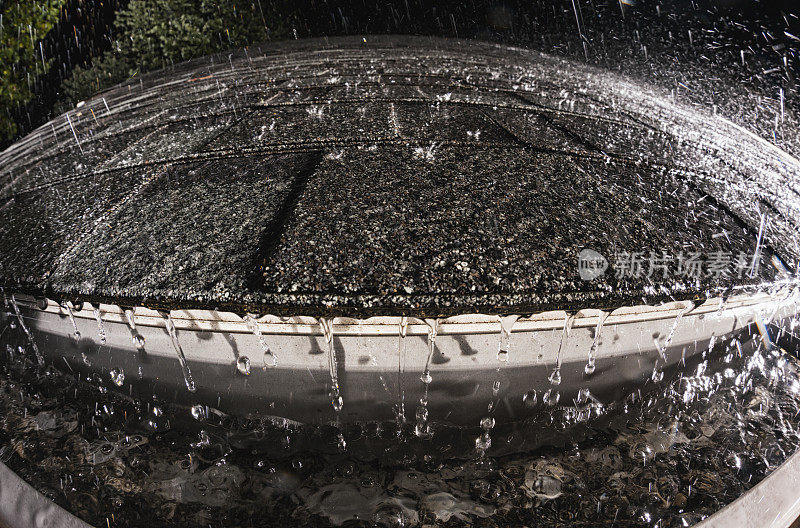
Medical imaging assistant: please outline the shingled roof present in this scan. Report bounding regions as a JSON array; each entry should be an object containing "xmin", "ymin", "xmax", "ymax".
[{"xmin": 1, "ymin": 36, "xmax": 798, "ymax": 316}]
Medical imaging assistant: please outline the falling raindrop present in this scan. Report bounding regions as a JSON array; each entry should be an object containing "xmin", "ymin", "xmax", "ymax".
[
  {"xmin": 237, "ymin": 356, "xmax": 251, "ymax": 375},
  {"xmin": 9, "ymin": 295, "xmax": 44, "ymax": 365},
  {"xmin": 749, "ymin": 212, "xmax": 769, "ymax": 278},
  {"xmin": 109, "ymin": 368, "xmax": 125, "ymax": 387},
  {"xmin": 191, "ymin": 405, "xmax": 206, "ymax": 421},
  {"xmin": 543, "ymin": 388, "xmax": 560, "ymax": 406},
  {"xmin": 523, "ymin": 389, "xmax": 538, "ymax": 407},
  {"xmin": 475, "ymin": 432, "xmax": 491, "ymax": 453}
]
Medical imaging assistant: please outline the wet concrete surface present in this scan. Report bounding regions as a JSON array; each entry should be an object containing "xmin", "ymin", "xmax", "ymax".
[{"xmin": 1, "ymin": 36, "xmax": 798, "ymax": 316}]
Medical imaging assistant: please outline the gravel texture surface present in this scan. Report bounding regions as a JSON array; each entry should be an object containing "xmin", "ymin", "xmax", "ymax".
[{"xmin": 1, "ymin": 36, "xmax": 798, "ymax": 316}]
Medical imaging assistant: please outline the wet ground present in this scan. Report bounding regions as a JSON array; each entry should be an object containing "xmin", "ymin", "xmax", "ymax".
[
  {"xmin": 1, "ymin": 37, "xmax": 799, "ymax": 317},
  {"xmin": 2, "ymin": 316, "xmax": 800, "ymax": 528}
]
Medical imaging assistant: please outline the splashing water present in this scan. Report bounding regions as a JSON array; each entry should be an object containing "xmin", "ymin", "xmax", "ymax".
[
  {"xmin": 109, "ymin": 367, "xmax": 125, "ymax": 387},
  {"xmin": 2, "ymin": 304, "xmax": 800, "ymax": 528},
  {"xmin": 161, "ymin": 312, "xmax": 196, "ymax": 392}
]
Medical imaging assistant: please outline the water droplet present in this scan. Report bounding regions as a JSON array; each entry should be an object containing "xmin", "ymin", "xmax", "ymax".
[
  {"xmin": 480, "ymin": 416, "xmax": 495, "ymax": 430},
  {"xmin": 109, "ymin": 368, "xmax": 124, "ymax": 386},
  {"xmin": 475, "ymin": 432, "xmax": 491, "ymax": 451},
  {"xmin": 191, "ymin": 404, "xmax": 206, "ymax": 420},
  {"xmin": 543, "ymin": 389, "xmax": 560, "ymax": 406},
  {"xmin": 236, "ymin": 356, "xmax": 251, "ymax": 375},
  {"xmin": 331, "ymin": 393, "xmax": 343, "ymax": 412},
  {"xmin": 523, "ymin": 390, "xmax": 538, "ymax": 407},
  {"xmin": 585, "ymin": 359, "xmax": 597, "ymax": 375}
]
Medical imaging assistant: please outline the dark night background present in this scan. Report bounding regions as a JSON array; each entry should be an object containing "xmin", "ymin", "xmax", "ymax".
[{"xmin": 2, "ymin": 0, "xmax": 799, "ymax": 151}]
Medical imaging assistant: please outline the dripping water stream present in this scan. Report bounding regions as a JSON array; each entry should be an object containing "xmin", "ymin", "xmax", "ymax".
[
  {"xmin": 161, "ymin": 312, "xmax": 196, "ymax": 393},
  {"xmin": 64, "ymin": 302, "xmax": 81, "ymax": 342},
  {"xmin": 476, "ymin": 315, "xmax": 519, "ymax": 456},
  {"xmin": 93, "ymin": 306, "xmax": 107, "ymax": 345},
  {"xmin": 416, "ymin": 318, "xmax": 439, "ymax": 438},
  {"xmin": 544, "ymin": 313, "xmax": 575, "ymax": 406},
  {"xmin": 318, "ymin": 317, "xmax": 345, "ymax": 450},
  {"xmin": 243, "ymin": 314, "xmax": 277, "ymax": 368},
  {"xmin": 585, "ymin": 310, "xmax": 608, "ymax": 376},
  {"xmin": 396, "ymin": 316, "xmax": 408, "ymax": 424}
]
